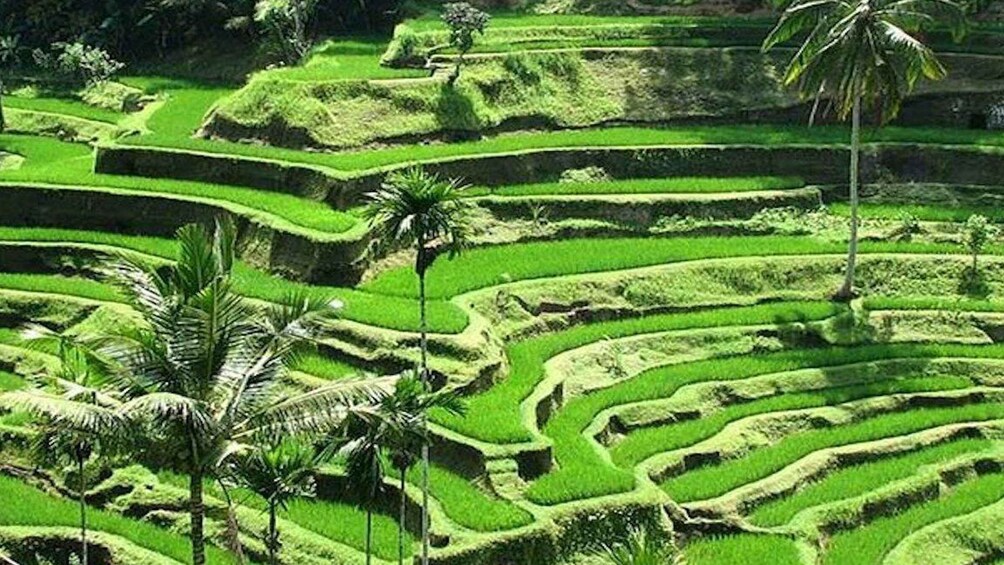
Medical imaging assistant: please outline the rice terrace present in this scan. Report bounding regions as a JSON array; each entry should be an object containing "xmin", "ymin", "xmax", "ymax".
[{"xmin": 6, "ymin": 0, "xmax": 1004, "ymax": 564}]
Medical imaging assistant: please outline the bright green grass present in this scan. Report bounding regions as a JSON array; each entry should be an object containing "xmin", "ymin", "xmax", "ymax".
[
  {"xmin": 5, "ymin": 95, "xmax": 124, "ymax": 124},
  {"xmin": 823, "ymin": 472, "xmax": 1004, "ymax": 565},
  {"xmin": 0, "ymin": 134, "xmax": 357, "ymax": 234},
  {"xmin": 290, "ymin": 351, "xmax": 362, "ymax": 381},
  {"xmin": 120, "ymin": 76, "xmax": 234, "ymax": 141},
  {"xmin": 363, "ymin": 235, "xmax": 984, "ymax": 299},
  {"xmin": 0, "ymin": 327, "xmax": 22, "ymax": 344},
  {"xmin": 231, "ymin": 264, "xmax": 467, "ymax": 333},
  {"xmin": 662, "ymin": 403, "xmax": 1004, "ymax": 503},
  {"xmin": 0, "ymin": 370, "xmax": 24, "ymax": 391},
  {"xmin": 610, "ymin": 375, "xmax": 975, "ymax": 468},
  {"xmin": 864, "ymin": 296, "xmax": 1004, "ymax": 314},
  {"xmin": 284, "ymin": 497, "xmax": 409, "ymax": 560},
  {"xmin": 528, "ymin": 343, "xmax": 1004, "ymax": 505},
  {"xmin": 685, "ymin": 533, "xmax": 802, "ymax": 565},
  {"xmin": 748, "ymin": 437, "xmax": 994, "ymax": 527},
  {"xmin": 261, "ymin": 38, "xmax": 430, "ymax": 82},
  {"xmin": 0, "ymin": 475, "xmax": 236, "ymax": 564},
  {"xmin": 464, "ymin": 176, "xmax": 804, "ymax": 197},
  {"xmin": 121, "ymin": 123, "xmax": 1004, "ymax": 173},
  {"xmin": 432, "ymin": 300, "xmax": 843, "ymax": 444},
  {"xmin": 0, "ymin": 273, "xmax": 125, "ymax": 303},
  {"xmin": 396, "ymin": 464, "xmax": 534, "ymax": 532},
  {"xmin": 0, "ymin": 226, "xmax": 468, "ymax": 333},
  {"xmin": 404, "ymin": 12, "xmax": 773, "ymax": 32},
  {"xmin": 160, "ymin": 471, "xmax": 408, "ymax": 560},
  {"xmin": 833, "ymin": 202, "xmax": 1004, "ymax": 223},
  {"xmin": 0, "ymin": 226, "xmax": 177, "ymax": 257}
]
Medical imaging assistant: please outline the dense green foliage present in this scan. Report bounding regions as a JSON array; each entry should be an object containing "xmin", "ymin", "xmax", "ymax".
[{"xmin": 5, "ymin": 2, "xmax": 1004, "ymax": 565}]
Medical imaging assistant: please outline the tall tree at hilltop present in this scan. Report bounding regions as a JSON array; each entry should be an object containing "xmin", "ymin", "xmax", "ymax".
[{"xmin": 763, "ymin": 0, "xmax": 966, "ymax": 300}]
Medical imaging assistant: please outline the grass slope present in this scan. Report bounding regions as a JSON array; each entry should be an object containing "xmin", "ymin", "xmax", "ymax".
[{"xmin": 0, "ymin": 475, "xmax": 236, "ymax": 564}]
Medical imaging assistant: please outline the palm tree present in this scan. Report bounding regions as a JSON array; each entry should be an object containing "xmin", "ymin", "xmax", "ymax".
[
  {"xmin": 363, "ymin": 166, "xmax": 474, "ymax": 565},
  {"xmin": 233, "ymin": 439, "xmax": 325, "ymax": 565},
  {"xmin": 381, "ymin": 374, "xmax": 464, "ymax": 565},
  {"xmin": 338, "ymin": 372, "xmax": 465, "ymax": 565},
  {"xmin": 762, "ymin": 0, "xmax": 966, "ymax": 299},
  {"xmin": 0, "ymin": 326, "xmax": 128, "ymax": 565},
  {"xmin": 595, "ymin": 529, "xmax": 684, "ymax": 565},
  {"xmin": 95, "ymin": 219, "xmax": 390, "ymax": 565},
  {"xmin": 339, "ymin": 407, "xmax": 388, "ymax": 565}
]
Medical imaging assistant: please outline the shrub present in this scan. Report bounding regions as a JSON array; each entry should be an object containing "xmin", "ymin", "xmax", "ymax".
[
  {"xmin": 442, "ymin": 2, "xmax": 490, "ymax": 85},
  {"xmin": 254, "ymin": 0, "xmax": 319, "ymax": 64},
  {"xmin": 962, "ymin": 214, "xmax": 998, "ymax": 272},
  {"xmin": 32, "ymin": 42, "xmax": 124, "ymax": 86}
]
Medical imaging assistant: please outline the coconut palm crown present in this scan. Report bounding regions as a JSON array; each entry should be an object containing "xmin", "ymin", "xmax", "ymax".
[
  {"xmin": 763, "ymin": 0, "xmax": 966, "ymax": 122},
  {"xmin": 93, "ymin": 219, "xmax": 391, "ymax": 565}
]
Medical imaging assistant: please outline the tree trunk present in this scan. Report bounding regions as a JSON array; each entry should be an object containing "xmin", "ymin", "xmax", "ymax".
[
  {"xmin": 398, "ymin": 470, "xmax": 406, "ymax": 565},
  {"xmin": 836, "ymin": 93, "xmax": 861, "ymax": 300},
  {"xmin": 190, "ymin": 472, "xmax": 206, "ymax": 565},
  {"xmin": 419, "ymin": 272, "xmax": 430, "ymax": 565},
  {"xmin": 366, "ymin": 508, "xmax": 373, "ymax": 565},
  {"xmin": 0, "ymin": 76, "xmax": 6, "ymax": 133},
  {"xmin": 78, "ymin": 454, "xmax": 88, "ymax": 565},
  {"xmin": 419, "ymin": 271, "xmax": 428, "ymax": 379},
  {"xmin": 449, "ymin": 53, "xmax": 463, "ymax": 86},
  {"xmin": 418, "ymin": 248, "xmax": 431, "ymax": 565},
  {"xmin": 268, "ymin": 502, "xmax": 278, "ymax": 565}
]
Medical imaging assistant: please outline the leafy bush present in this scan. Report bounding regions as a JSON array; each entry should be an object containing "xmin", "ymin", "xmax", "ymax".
[
  {"xmin": 442, "ymin": 2, "xmax": 490, "ymax": 84},
  {"xmin": 32, "ymin": 42, "xmax": 124, "ymax": 86},
  {"xmin": 254, "ymin": 0, "xmax": 319, "ymax": 64}
]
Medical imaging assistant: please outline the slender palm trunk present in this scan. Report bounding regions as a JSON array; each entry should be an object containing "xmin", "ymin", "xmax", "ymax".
[
  {"xmin": 190, "ymin": 472, "xmax": 206, "ymax": 565},
  {"xmin": 417, "ymin": 246, "xmax": 431, "ymax": 565},
  {"xmin": 398, "ymin": 470, "xmax": 406, "ymax": 565},
  {"xmin": 366, "ymin": 508, "xmax": 373, "ymax": 565},
  {"xmin": 419, "ymin": 271, "xmax": 428, "ymax": 376},
  {"xmin": 837, "ymin": 93, "xmax": 861, "ymax": 300},
  {"xmin": 268, "ymin": 502, "xmax": 278, "ymax": 565},
  {"xmin": 78, "ymin": 454, "xmax": 88, "ymax": 565}
]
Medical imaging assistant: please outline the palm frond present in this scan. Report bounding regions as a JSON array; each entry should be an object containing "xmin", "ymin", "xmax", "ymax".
[
  {"xmin": 763, "ymin": 0, "xmax": 963, "ymax": 123},
  {"xmin": 363, "ymin": 166, "xmax": 475, "ymax": 267},
  {"xmin": 123, "ymin": 392, "xmax": 214, "ymax": 433},
  {"xmin": 249, "ymin": 377, "xmax": 394, "ymax": 439},
  {"xmin": 0, "ymin": 390, "xmax": 127, "ymax": 437}
]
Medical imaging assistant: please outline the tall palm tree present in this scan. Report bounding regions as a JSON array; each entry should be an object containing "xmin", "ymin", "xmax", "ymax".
[
  {"xmin": 339, "ymin": 407, "xmax": 388, "ymax": 565},
  {"xmin": 363, "ymin": 166, "xmax": 473, "ymax": 565},
  {"xmin": 338, "ymin": 372, "xmax": 465, "ymax": 565},
  {"xmin": 0, "ymin": 326, "xmax": 128, "ymax": 565},
  {"xmin": 95, "ymin": 219, "xmax": 390, "ymax": 565},
  {"xmin": 382, "ymin": 374, "xmax": 464, "ymax": 565},
  {"xmin": 762, "ymin": 0, "xmax": 966, "ymax": 299},
  {"xmin": 233, "ymin": 439, "xmax": 325, "ymax": 565}
]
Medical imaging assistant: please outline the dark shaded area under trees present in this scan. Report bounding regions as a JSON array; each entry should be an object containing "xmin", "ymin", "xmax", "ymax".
[{"xmin": 0, "ymin": 0, "xmax": 415, "ymax": 68}]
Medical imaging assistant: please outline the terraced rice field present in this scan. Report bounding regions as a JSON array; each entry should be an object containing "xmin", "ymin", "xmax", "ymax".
[{"xmin": 3, "ymin": 4, "xmax": 1004, "ymax": 565}]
